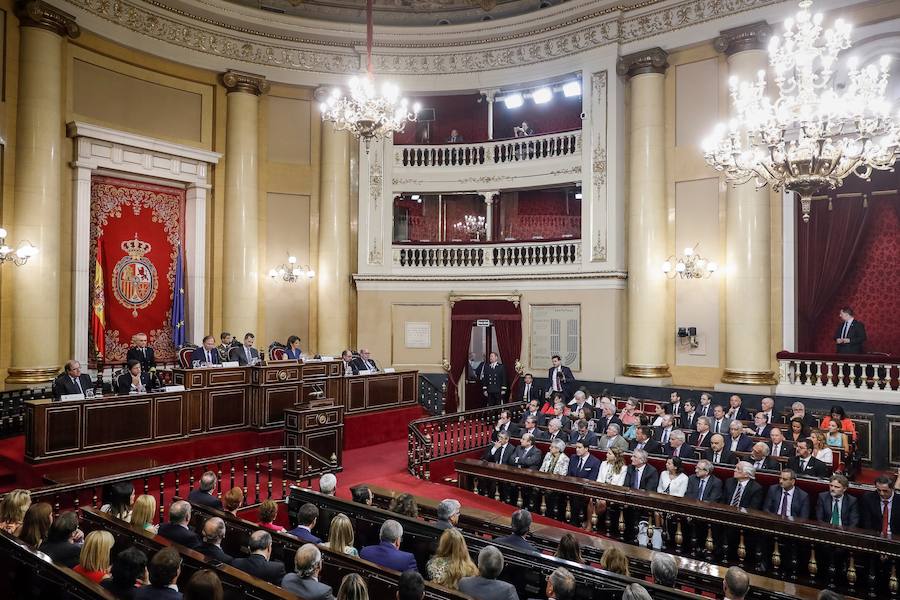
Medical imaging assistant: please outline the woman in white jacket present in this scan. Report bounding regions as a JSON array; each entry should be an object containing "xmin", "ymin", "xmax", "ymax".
[
  {"xmin": 657, "ymin": 456, "xmax": 689, "ymax": 497},
  {"xmin": 596, "ymin": 447, "xmax": 627, "ymax": 486}
]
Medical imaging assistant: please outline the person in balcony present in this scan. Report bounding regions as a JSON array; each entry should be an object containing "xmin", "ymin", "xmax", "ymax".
[
  {"xmin": 446, "ymin": 129, "xmax": 464, "ymax": 143},
  {"xmin": 513, "ymin": 121, "xmax": 534, "ymax": 137},
  {"xmin": 834, "ymin": 306, "xmax": 867, "ymax": 354}
]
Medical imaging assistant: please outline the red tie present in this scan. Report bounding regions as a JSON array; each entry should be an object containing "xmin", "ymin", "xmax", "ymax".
[{"xmin": 883, "ymin": 500, "xmax": 891, "ymax": 535}]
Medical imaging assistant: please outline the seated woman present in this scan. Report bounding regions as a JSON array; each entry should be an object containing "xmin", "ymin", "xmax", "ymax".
[
  {"xmin": 578, "ymin": 406, "xmax": 596, "ymax": 432},
  {"xmin": 821, "ymin": 405, "xmax": 857, "ymax": 442},
  {"xmin": 117, "ymin": 359, "xmax": 154, "ymax": 395},
  {"xmin": 257, "ymin": 499, "xmax": 286, "ymax": 532},
  {"xmin": 74, "ymin": 530, "xmax": 114, "ymax": 583},
  {"xmin": 540, "ymin": 391, "xmax": 564, "ymax": 415},
  {"xmin": 130, "ymin": 495, "xmax": 158, "ymax": 534},
  {"xmin": 600, "ymin": 547, "xmax": 630, "ymax": 576},
  {"xmin": 788, "ymin": 417, "xmax": 810, "ymax": 445},
  {"xmin": 101, "ymin": 481, "xmax": 135, "ymax": 522},
  {"xmin": 223, "ymin": 487, "xmax": 244, "ymax": 516},
  {"xmin": 284, "ymin": 335, "xmax": 303, "ymax": 360},
  {"xmin": 657, "ymin": 457, "xmax": 688, "ymax": 497},
  {"xmin": 650, "ymin": 405, "xmax": 666, "ymax": 427},
  {"xmin": 322, "ymin": 513, "xmax": 359, "ymax": 557},
  {"xmin": 811, "ymin": 432, "xmax": 834, "ymax": 466},
  {"xmin": 0, "ymin": 489, "xmax": 31, "ymax": 536},
  {"xmin": 624, "ymin": 414, "xmax": 649, "ymax": 442},
  {"xmin": 554, "ymin": 533, "xmax": 586, "ymax": 565},
  {"xmin": 389, "ymin": 493, "xmax": 419, "ymax": 518},
  {"xmin": 540, "ymin": 439, "xmax": 570, "ymax": 475},
  {"xmin": 426, "ymin": 528, "xmax": 478, "ymax": 590},
  {"xmin": 19, "ymin": 502, "xmax": 52, "ymax": 547},
  {"xmin": 596, "ymin": 448, "xmax": 627, "ymax": 486},
  {"xmin": 619, "ymin": 398, "xmax": 639, "ymax": 427},
  {"xmin": 825, "ymin": 420, "xmax": 849, "ymax": 454}
]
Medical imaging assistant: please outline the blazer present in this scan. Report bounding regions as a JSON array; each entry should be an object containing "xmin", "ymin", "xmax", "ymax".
[
  {"xmin": 38, "ymin": 539, "xmax": 82, "ymax": 568},
  {"xmin": 567, "ymin": 454, "xmax": 601, "ymax": 480},
  {"xmin": 281, "ymin": 574, "xmax": 335, "ymax": 600},
  {"xmin": 117, "ymin": 372, "xmax": 153, "ymax": 396},
  {"xmin": 157, "ymin": 522, "xmax": 201, "ymax": 549},
  {"xmin": 517, "ymin": 381, "xmax": 544, "ymax": 404},
  {"xmin": 547, "ymin": 365, "xmax": 575, "ymax": 397},
  {"xmin": 726, "ymin": 434, "xmax": 754, "ymax": 453},
  {"xmin": 197, "ymin": 542, "xmax": 233, "ymax": 564},
  {"xmin": 594, "ymin": 414, "xmax": 623, "ymax": 433},
  {"xmin": 726, "ymin": 407, "xmax": 752, "ymax": 421},
  {"xmin": 483, "ymin": 443, "xmax": 517, "ymax": 466},
  {"xmin": 232, "ymin": 554, "xmax": 286, "ymax": 586},
  {"xmin": 351, "ymin": 357, "xmax": 379, "ymax": 372},
  {"xmin": 684, "ymin": 475, "xmax": 723, "ymax": 503},
  {"xmin": 187, "ymin": 489, "xmax": 223, "ymax": 510},
  {"xmin": 697, "ymin": 403, "xmax": 714, "ymax": 418},
  {"xmin": 763, "ymin": 485, "xmax": 810, "ymax": 519},
  {"xmin": 284, "ymin": 347, "xmax": 303, "ymax": 360},
  {"xmin": 434, "ymin": 518, "xmax": 454, "ymax": 531},
  {"xmin": 512, "ymin": 446, "xmax": 543, "ymax": 470},
  {"xmin": 702, "ymin": 448, "xmax": 738, "ymax": 465},
  {"xmin": 518, "ymin": 409, "xmax": 546, "ymax": 427},
  {"xmin": 126, "ymin": 346, "xmax": 157, "ymax": 372},
  {"xmin": 233, "ymin": 345, "xmax": 262, "ymax": 366},
  {"xmin": 53, "ymin": 373, "xmax": 94, "ymax": 398},
  {"xmin": 786, "ymin": 455, "xmax": 831, "ymax": 479},
  {"xmin": 747, "ymin": 456, "xmax": 779, "ymax": 472},
  {"xmin": 133, "ymin": 585, "xmax": 183, "ymax": 600},
  {"xmin": 190, "ymin": 347, "xmax": 221, "ymax": 366},
  {"xmin": 101, "ymin": 579, "xmax": 139, "ymax": 600},
  {"xmin": 751, "ymin": 424, "xmax": 773, "ymax": 438},
  {"xmin": 721, "ymin": 479, "xmax": 765, "ymax": 510},
  {"xmin": 625, "ymin": 464, "xmax": 659, "ymax": 492},
  {"xmin": 481, "ymin": 363, "xmax": 508, "ymax": 394},
  {"xmin": 491, "ymin": 422, "xmax": 521, "ymax": 442},
  {"xmin": 539, "ymin": 452, "xmax": 569, "ymax": 476},
  {"xmin": 568, "ymin": 430, "xmax": 598, "ymax": 447},
  {"xmin": 680, "ymin": 412, "xmax": 698, "ymax": 430},
  {"xmin": 859, "ymin": 491, "xmax": 900, "ymax": 533},
  {"xmin": 596, "ymin": 462, "xmax": 628, "ymax": 486},
  {"xmin": 287, "ymin": 526, "xmax": 322, "ymax": 544},
  {"xmin": 629, "ymin": 439, "xmax": 662, "ymax": 455},
  {"xmin": 597, "ymin": 434, "xmax": 629, "ymax": 452},
  {"xmin": 658, "ymin": 472, "xmax": 689, "ymax": 497},
  {"xmin": 709, "ymin": 417, "xmax": 733, "ymax": 436},
  {"xmin": 767, "ymin": 440, "xmax": 794, "ymax": 458},
  {"xmin": 835, "ymin": 319, "xmax": 867, "ymax": 354},
  {"xmin": 359, "ymin": 541, "xmax": 418, "ymax": 572},
  {"xmin": 458, "ymin": 576, "xmax": 520, "ymax": 600},
  {"xmin": 493, "ymin": 533, "xmax": 538, "ymax": 553},
  {"xmin": 816, "ymin": 493, "xmax": 860, "ymax": 527},
  {"xmin": 663, "ymin": 443, "xmax": 695, "ymax": 460},
  {"xmin": 691, "ymin": 430, "xmax": 712, "ymax": 448}
]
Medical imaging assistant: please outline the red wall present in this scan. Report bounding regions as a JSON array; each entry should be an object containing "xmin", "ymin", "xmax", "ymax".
[
  {"xmin": 393, "ymin": 94, "xmax": 488, "ymax": 144},
  {"xmin": 492, "ymin": 93, "xmax": 583, "ymax": 140}
]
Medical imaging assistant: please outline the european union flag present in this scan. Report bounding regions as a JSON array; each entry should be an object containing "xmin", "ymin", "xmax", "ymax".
[{"xmin": 171, "ymin": 244, "xmax": 186, "ymax": 348}]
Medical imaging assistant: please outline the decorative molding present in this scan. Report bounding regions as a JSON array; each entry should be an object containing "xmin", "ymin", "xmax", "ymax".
[
  {"xmin": 590, "ymin": 70, "xmax": 608, "ymax": 263},
  {"xmin": 220, "ymin": 70, "xmax": 270, "ymax": 95},
  {"xmin": 15, "ymin": 0, "xmax": 80, "ymax": 38},
  {"xmin": 714, "ymin": 20, "xmax": 772, "ymax": 56},
  {"xmin": 616, "ymin": 47, "xmax": 669, "ymax": 78},
  {"xmin": 367, "ymin": 146, "xmax": 384, "ymax": 266}
]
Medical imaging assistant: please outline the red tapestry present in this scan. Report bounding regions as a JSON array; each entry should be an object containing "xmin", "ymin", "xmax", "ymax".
[{"xmin": 90, "ymin": 176, "xmax": 185, "ymax": 364}]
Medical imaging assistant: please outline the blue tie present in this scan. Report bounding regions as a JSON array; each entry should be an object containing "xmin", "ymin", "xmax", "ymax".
[{"xmin": 632, "ymin": 469, "xmax": 640, "ymax": 489}]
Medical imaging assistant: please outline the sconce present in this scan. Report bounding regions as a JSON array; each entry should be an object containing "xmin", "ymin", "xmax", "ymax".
[
  {"xmin": 269, "ymin": 255, "xmax": 315, "ymax": 283},
  {"xmin": 0, "ymin": 227, "xmax": 38, "ymax": 267},
  {"xmin": 662, "ymin": 244, "xmax": 717, "ymax": 279}
]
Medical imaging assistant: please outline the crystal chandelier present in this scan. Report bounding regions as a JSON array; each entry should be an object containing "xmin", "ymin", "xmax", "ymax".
[
  {"xmin": 662, "ymin": 245, "xmax": 718, "ymax": 280},
  {"xmin": 702, "ymin": 0, "xmax": 900, "ymax": 223},
  {"xmin": 319, "ymin": 0, "xmax": 419, "ymax": 149},
  {"xmin": 268, "ymin": 255, "xmax": 315, "ymax": 283},
  {"xmin": 0, "ymin": 227, "xmax": 38, "ymax": 266},
  {"xmin": 454, "ymin": 215, "xmax": 487, "ymax": 242}
]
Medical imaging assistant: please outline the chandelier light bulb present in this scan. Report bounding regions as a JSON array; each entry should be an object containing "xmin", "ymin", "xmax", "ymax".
[
  {"xmin": 562, "ymin": 81, "xmax": 581, "ymax": 97},
  {"xmin": 684, "ymin": 247, "xmax": 694, "ymax": 256},
  {"xmin": 675, "ymin": 262, "xmax": 686, "ymax": 273},
  {"xmin": 662, "ymin": 261, "xmax": 672, "ymax": 273},
  {"xmin": 288, "ymin": 255, "xmax": 297, "ymax": 264},
  {"xmin": 532, "ymin": 87, "xmax": 553, "ymax": 104},
  {"xmin": 412, "ymin": 102, "xmax": 421, "ymax": 113},
  {"xmin": 708, "ymin": 262, "xmax": 718, "ymax": 273},
  {"xmin": 0, "ymin": 227, "xmax": 6, "ymax": 239},
  {"xmin": 306, "ymin": 271, "xmax": 315, "ymax": 279},
  {"xmin": 0, "ymin": 245, "xmax": 10, "ymax": 256},
  {"xmin": 268, "ymin": 269, "xmax": 278, "ymax": 278},
  {"xmin": 504, "ymin": 93, "xmax": 524, "ymax": 109}
]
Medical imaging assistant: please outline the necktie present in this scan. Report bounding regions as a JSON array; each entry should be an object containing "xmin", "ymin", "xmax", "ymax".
[
  {"xmin": 766, "ymin": 413, "xmax": 772, "ymax": 423},
  {"xmin": 831, "ymin": 499, "xmax": 841, "ymax": 525},
  {"xmin": 141, "ymin": 347, "xmax": 146, "ymax": 358},
  {"xmin": 714, "ymin": 452, "xmax": 720, "ymax": 463},
  {"xmin": 800, "ymin": 459, "xmax": 807, "ymax": 472},
  {"xmin": 883, "ymin": 500, "xmax": 891, "ymax": 535},
  {"xmin": 715, "ymin": 421, "xmax": 721, "ymax": 433},
  {"xmin": 637, "ymin": 442, "xmax": 644, "ymax": 450},
  {"xmin": 842, "ymin": 321, "xmax": 850, "ymax": 339},
  {"xmin": 773, "ymin": 444, "xmax": 780, "ymax": 456},
  {"xmin": 579, "ymin": 457, "xmax": 586, "ymax": 472},
  {"xmin": 499, "ymin": 446, "xmax": 506, "ymax": 463},
  {"xmin": 731, "ymin": 483, "xmax": 744, "ymax": 507},
  {"xmin": 673, "ymin": 446, "xmax": 679, "ymax": 457},
  {"xmin": 632, "ymin": 468, "xmax": 640, "ymax": 489},
  {"xmin": 206, "ymin": 350, "xmax": 211, "ymax": 364},
  {"xmin": 756, "ymin": 460, "xmax": 763, "ymax": 469},
  {"xmin": 780, "ymin": 492, "xmax": 789, "ymax": 516},
  {"xmin": 524, "ymin": 385, "xmax": 530, "ymax": 399},
  {"xmin": 73, "ymin": 377, "xmax": 83, "ymax": 394},
  {"xmin": 662, "ymin": 430, "xmax": 670, "ymax": 444},
  {"xmin": 698, "ymin": 479, "xmax": 706, "ymax": 500}
]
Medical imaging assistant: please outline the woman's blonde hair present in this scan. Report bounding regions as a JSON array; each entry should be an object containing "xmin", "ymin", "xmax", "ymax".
[
  {"xmin": 131, "ymin": 495, "xmax": 156, "ymax": 529},
  {"xmin": 0, "ymin": 489, "xmax": 32, "ymax": 524},
  {"xmin": 327, "ymin": 513, "xmax": 355, "ymax": 553},
  {"xmin": 258, "ymin": 499, "xmax": 279, "ymax": 524},
  {"xmin": 608, "ymin": 448, "xmax": 626, "ymax": 474},
  {"xmin": 79, "ymin": 530, "xmax": 114, "ymax": 572},
  {"xmin": 812, "ymin": 431, "xmax": 826, "ymax": 448},
  {"xmin": 601, "ymin": 547, "xmax": 630, "ymax": 577},
  {"xmin": 432, "ymin": 528, "xmax": 478, "ymax": 589}
]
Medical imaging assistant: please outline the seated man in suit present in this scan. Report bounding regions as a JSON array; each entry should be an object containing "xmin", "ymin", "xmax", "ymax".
[
  {"xmin": 287, "ymin": 502, "xmax": 322, "ymax": 543},
  {"xmin": 493, "ymin": 509, "xmax": 538, "ymax": 553},
  {"xmin": 117, "ymin": 359, "xmax": 154, "ymax": 395},
  {"xmin": 360, "ymin": 519, "xmax": 418, "ymax": 572},
  {"xmin": 157, "ymin": 500, "xmax": 201, "ymax": 549},
  {"xmin": 216, "ymin": 331, "xmax": 234, "ymax": 362},
  {"xmin": 726, "ymin": 421, "xmax": 754, "ymax": 454},
  {"xmin": 435, "ymin": 499, "xmax": 461, "ymax": 531},
  {"xmin": 860, "ymin": 475, "xmax": 900, "ymax": 534},
  {"xmin": 786, "ymin": 439, "xmax": 831, "ymax": 478},
  {"xmin": 663, "ymin": 430, "xmax": 692, "ymax": 459},
  {"xmin": 790, "ymin": 401, "xmax": 819, "ymax": 430},
  {"xmin": 53, "ymin": 360, "xmax": 94, "ymax": 398},
  {"xmin": 281, "ymin": 544, "xmax": 335, "ymax": 600},
  {"xmin": 597, "ymin": 423, "xmax": 629, "ymax": 452},
  {"xmin": 568, "ymin": 419, "xmax": 598, "ymax": 447},
  {"xmin": 197, "ymin": 517, "xmax": 233, "ymax": 564},
  {"xmin": 768, "ymin": 427, "xmax": 793, "ymax": 459},
  {"xmin": 710, "ymin": 405, "xmax": 732, "ymax": 437},
  {"xmin": 38, "ymin": 511, "xmax": 83, "ymax": 568},
  {"xmin": 667, "ymin": 391, "xmax": 684, "ymax": 417},
  {"xmin": 540, "ymin": 417, "xmax": 566, "ymax": 444},
  {"xmin": 458, "ymin": 545, "xmax": 519, "ymax": 600},
  {"xmin": 134, "ymin": 547, "xmax": 182, "ymax": 600},
  {"xmin": 567, "ymin": 441, "xmax": 600, "ymax": 480},
  {"xmin": 233, "ymin": 332, "xmax": 262, "ymax": 366},
  {"xmin": 188, "ymin": 471, "xmax": 223, "ymax": 509},
  {"xmin": 763, "ymin": 469, "xmax": 809, "ymax": 518},
  {"xmin": 520, "ymin": 417, "xmax": 541, "ymax": 441},
  {"xmin": 398, "ymin": 571, "xmax": 425, "ymax": 600},
  {"xmin": 816, "ymin": 473, "xmax": 860, "ymax": 527},
  {"xmin": 284, "ymin": 335, "xmax": 303, "ymax": 360},
  {"xmin": 685, "ymin": 459, "xmax": 723, "ymax": 503},
  {"xmin": 232, "ymin": 530, "xmax": 285, "ymax": 586},
  {"xmin": 629, "ymin": 426, "xmax": 661, "ymax": 455},
  {"xmin": 626, "ymin": 449, "xmax": 659, "ymax": 491},
  {"xmin": 519, "ymin": 397, "xmax": 545, "ymax": 426},
  {"xmin": 703, "ymin": 433, "xmax": 737, "ymax": 465},
  {"xmin": 340, "ymin": 349, "xmax": 357, "ymax": 375},
  {"xmin": 191, "ymin": 335, "xmax": 222, "ymax": 367},
  {"xmin": 759, "ymin": 397, "xmax": 784, "ymax": 424},
  {"xmin": 654, "ymin": 414, "xmax": 676, "ymax": 446},
  {"xmin": 351, "ymin": 348, "xmax": 379, "ymax": 373},
  {"xmin": 721, "ymin": 462, "xmax": 764, "ymax": 510},
  {"xmin": 680, "ymin": 399, "xmax": 698, "ymax": 430},
  {"xmin": 726, "ymin": 395, "xmax": 752, "ymax": 421},
  {"xmin": 691, "ymin": 417, "xmax": 713, "ymax": 449},
  {"xmin": 747, "ymin": 442, "xmax": 779, "ymax": 472},
  {"xmin": 748, "ymin": 412, "xmax": 772, "ymax": 438},
  {"xmin": 517, "ymin": 375, "xmax": 544, "ymax": 408},
  {"xmin": 551, "ymin": 401, "xmax": 572, "ymax": 432},
  {"xmin": 491, "ymin": 410, "xmax": 521, "ymax": 441},
  {"xmin": 594, "ymin": 403, "xmax": 623, "ymax": 434},
  {"xmin": 126, "ymin": 332, "xmax": 157, "ymax": 373}
]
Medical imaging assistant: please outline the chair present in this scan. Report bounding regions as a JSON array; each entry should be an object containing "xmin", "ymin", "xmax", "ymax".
[
  {"xmin": 178, "ymin": 345, "xmax": 197, "ymax": 368},
  {"xmin": 271, "ymin": 347, "xmax": 286, "ymax": 361}
]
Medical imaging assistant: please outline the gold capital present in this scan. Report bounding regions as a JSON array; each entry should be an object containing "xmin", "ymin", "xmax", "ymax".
[
  {"xmin": 15, "ymin": 0, "xmax": 79, "ymax": 38},
  {"xmin": 616, "ymin": 47, "xmax": 668, "ymax": 79},
  {"xmin": 714, "ymin": 21, "xmax": 772, "ymax": 56},
  {"xmin": 220, "ymin": 70, "xmax": 270, "ymax": 96}
]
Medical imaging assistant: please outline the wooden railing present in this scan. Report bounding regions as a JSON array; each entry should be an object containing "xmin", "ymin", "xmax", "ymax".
[
  {"xmin": 395, "ymin": 130, "xmax": 581, "ymax": 168},
  {"xmin": 776, "ymin": 351, "xmax": 900, "ymax": 396},
  {"xmin": 393, "ymin": 239, "xmax": 581, "ymax": 270}
]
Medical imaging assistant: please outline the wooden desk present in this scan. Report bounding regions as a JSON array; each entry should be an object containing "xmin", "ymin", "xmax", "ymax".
[{"xmin": 341, "ymin": 370, "xmax": 418, "ymax": 414}]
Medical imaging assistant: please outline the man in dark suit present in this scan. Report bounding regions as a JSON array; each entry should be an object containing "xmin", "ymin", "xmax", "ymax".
[
  {"xmin": 117, "ymin": 359, "xmax": 154, "ymax": 395},
  {"xmin": 191, "ymin": 335, "xmax": 222, "ymax": 367},
  {"xmin": 816, "ymin": 474, "xmax": 860, "ymax": 527},
  {"xmin": 540, "ymin": 417, "xmax": 567, "ymax": 444},
  {"xmin": 435, "ymin": 499, "xmax": 461, "ymax": 531},
  {"xmin": 667, "ymin": 391, "xmax": 684, "ymax": 417},
  {"xmin": 134, "ymin": 547, "xmax": 182, "ymax": 600},
  {"xmin": 835, "ymin": 306, "xmax": 867, "ymax": 354},
  {"xmin": 446, "ymin": 129, "xmax": 464, "ymax": 143},
  {"xmin": 530, "ymin": 567, "xmax": 576, "ymax": 600},
  {"xmin": 790, "ymin": 401, "xmax": 819, "ymax": 430},
  {"xmin": 684, "ymin": 460, "xmax": 723, "ymax": 503},
  {"xmin": 654, "ymin": 415, "xmax": 676, "ymax": 446},
  {"xmin": 721, "ymin": 462, "xmax": 765, "ymax": 510},
  {"xmin": 197, "ymin": 517, "xmax": 233, "ymax": 564},
  {"xmin": 703, "ymin": 434, "xmax": 738, "ymax": 465},
  {"xmin": 233, "ymin": 332, "xmax": 262, "ymax": 366},
  {"xmin": 691, "ymin": 417, "xmax": 713, "ymax": 449},
  {"xmin": 860, "ymin": 475, "xmax": 900, "ymax": 535},
  {"xmin": 281, "ymin": 544, "xmax": 335, "ymax": 600},
  {"xmin": 216, "ymin": 332, "xmax": 234, "ymax": 362},
  {"xmin": 767, "ymin": 428, "xmax": 793, "ymax": 459},
  {"xmin": 359, "ymin": 519, "xmax": 418, "ymax": 572},
  {"xmin": 630, "ymin": 426, "xmax": 662, "ymax": 455},
  {"xmin": 749, "ymin": 413, "xmax": 772, "ymax": 438},
  {"xmin": 157, "ymin": 501, "xmax": 201, "ymax": 549},
  {"xmin": 697, "ymin": 392, "xmax": 714, "ymax": 418},
  {"xmin": 493, "ymin": 509, "xmax": 538, "ymax": 553},
  {"xmin": 351, "ymin": 348, "xmax": 379, "ymax": 373},
  {"xmin": 759, "ymin": 397, "xmax": 784, "ymax": 424},
  {"xmin": 512, "ymin": 433, "xmax": 543, "ymax": 470},
  {"xmin": 786, "ymin": 439, "xmax": 831, "ymax": 478},
  {"xmin": 625, "ymin": 449, "xmax": 659, "ymax": 492},
  {"xmin": 709, "ymin": 405, "xmax": 732, "ymax": 436},
  {"xmin": 38, "ymin": 511, "xmax": 83, "ymax": 568},
  {"xmin": 763, "ymin": 469, "xmax": 810, "ymax": 518},
  {"xmin": 232, "ymin": 530, "xmax": 285, "ymax": 586},
  {"xmin": 547, "ymin": 354, "xmax": 575, "ymax": 401},
  {"xmin": 567, "ymin": 441, "xmax": 601, "ymax": 479},
  {"xmin": 726, "ymin": 421, "xmax": 754, "ymax": 454},
  {"xmin": 747, "ymin": 442, "xmax": 779, "ymax": 472},
  {"xmin": 490, "ymin": 410, "xmax": 520, "ymax": 441},
  {"xmin": 126, "ymin": 332, "xmax": 157, "ymax": 373},
  {"xmin": 726, "ymin": 395, "xmax": 752, "ymax": 421},
  {"xmin": 568, "ymin": 420, "xmax": 598, "ymax": 447},
  {"xmin": 680, "ymin": 400, "xmax": 698, "ymax": 430},
  {"xmin": 458, "ymin": 545, "xmax": 519, "ymax": 600},
  {"xmin": 53, "ymin": 360, "xmax": 94, "ymax": 398},
  {"xmin": 287, "ymin": 503, "xmax": 322, "ymax": 543},
  {"xmin": 520, "ymin": 416, "xmax": 541, "ymax": 439},
  {"xmin": 519, "ymin": 397, "xmax": 545, "ymax": 426},
  {"xmin": 483, "ymin": 431, "xmax": 516, "ymax": 501},
  {"xmin": 517, "ymin": 374, "xmax": 543, "ymax": 405},
  {"xmin": 594, "ymin": 404, "xmax": 623, "ymax": 434},
  {"xmin": 188, "ymin": 471, "xmax": 223, "ymax": 509},
  {"xmin": 481, "ymin": 352, "xmax": 507, "ymax": 406},
  {"xmin": 340, "ymin": 349, "xmax": 358, "ymax": 375}
]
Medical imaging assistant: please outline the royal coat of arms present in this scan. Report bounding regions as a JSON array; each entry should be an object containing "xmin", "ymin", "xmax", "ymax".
[{"xmin": 112, "ymin": 235, "xmax": 159, "ymax": 317}]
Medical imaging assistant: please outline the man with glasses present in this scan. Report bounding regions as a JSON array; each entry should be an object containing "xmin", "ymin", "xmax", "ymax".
[{"xmin": 53, "ymin": 360, "xmax": 94, "ymax": 398}]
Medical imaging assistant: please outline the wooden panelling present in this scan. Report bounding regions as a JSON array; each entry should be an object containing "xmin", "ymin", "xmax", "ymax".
[{"xmin": 83, "ymin": 399, "xmax": 152, "ymax": 449}]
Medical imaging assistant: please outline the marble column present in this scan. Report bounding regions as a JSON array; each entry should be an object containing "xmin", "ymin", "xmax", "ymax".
[
  {"xmin": 6, "ymin": 1, "xmax": 79, "ymax": 385},
  {"xmin": 220, "ymin": 71, "xmax": 268, "ymax": 340},
  {"xmin": 317, "ymin": 120, "xmax": 352, "ymax": 353},
  {"xmin": 618, "ymin": 48, "xmax": 670, "ymax": 379},
  {"xmin": 715, "ymin": 23, "xmax": 777, "ymax": 386}
]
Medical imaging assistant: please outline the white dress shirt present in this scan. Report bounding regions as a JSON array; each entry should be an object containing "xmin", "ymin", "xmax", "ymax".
[{"xmin": 657, "ymin": 472, "xmax": 689, "ymax": 497}]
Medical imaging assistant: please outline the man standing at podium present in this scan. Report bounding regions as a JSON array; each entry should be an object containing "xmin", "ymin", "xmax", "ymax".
[
  {"xmin": 835, "ymin": 307, "xmax": 867, "ymax": 354},
  {"xmin": 482, "ymin": 351, "xmax": 507, "ymax": 406}
]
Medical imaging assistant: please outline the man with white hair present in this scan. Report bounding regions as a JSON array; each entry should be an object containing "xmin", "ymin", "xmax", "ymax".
[
  {"xmin": 435, "ymin": 499, "xmax": 461, "ymax": 530},
  {"xmin": 650, "ymin": 552, "xmax": 679, "ymax": 587},
  {"xmin": 360, "ymin": 519, "xmax": 418, "ymax": 572},
  {"xmin": 198, "ymin": 516, "xmax": 233, "ymax": 564},
  {"xmin": 790, "ymin": 401, "xmax": 818, "ymax": 429},
  {"xmin": 567, "ymin": 389, "xmax": 591, "ymax": 414},
  {"xmin": 748, "ymin": 442, "xmax": 777, "ymax": 471},
  {"xmin": 458, "ymin": 545, "xmax": 519, "ymax": 600},
  {"xmin": 282, "ymin": 544, "xmax": 334, "ymax": 600},
  {"xmin": 759, "ymin": 397, "xmax": 783, "ymax": 424},
  {"xmin": 721, "ymin": 462, "xmax": 764, "ymax": 510},
  {"xmin": 663, "ymin": 430, "xmax": 689, "ymax": 459},
  {"xmin": 691, "ymin": 417, "xmax": 712, "ymax": 448},
  {"xmin": 319, "ymin": 473, "xmax": 337, "ymax": 496},
  {"xmin": 597, "ymin": 423, "xmax": 629, "ymax": 451}
]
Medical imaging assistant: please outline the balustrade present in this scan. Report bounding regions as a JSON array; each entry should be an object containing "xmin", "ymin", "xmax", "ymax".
[
  {"xmin": 394, "ymin": 239, "xmax": 581, "ymax": 270},
  {"xmin": 776, "ymin": 351, "xmax": 900, "ymax": 396},
  {"xmin": 395, "ymin": 130, "xmax": 581, "ymax": 168}
]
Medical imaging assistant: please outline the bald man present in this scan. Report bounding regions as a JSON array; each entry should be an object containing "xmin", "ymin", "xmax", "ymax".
[{"xmin": 197, "ymin": 517, "xmax": 233, "ymax": 564}]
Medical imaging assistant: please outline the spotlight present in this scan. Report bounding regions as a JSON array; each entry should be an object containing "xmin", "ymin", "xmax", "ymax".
[
  {"xmin": 410, "ymin": 194, "xmax": 420, "ymax": 200},
  {"xmin": 575, "ymin": 192, "xmax": 583, "ymax": 200},
  {"xmin": 504, "ymin": 93, "xmax": 524, "ymax": 109},
  {"xmin": 532, "ymin": 87, "xmax": 553, "ymax": 104},
  {"xmin": 562, "ymin": 81, "xmax": 581, "ymax": 97}
]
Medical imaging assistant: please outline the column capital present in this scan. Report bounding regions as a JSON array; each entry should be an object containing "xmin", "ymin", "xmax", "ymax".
[
  {"xmin": 714, "ymin": 21, "xmax": 772, "ymax": 56},
  {"xmin": 220, "ymin": 70, "xmax": 270, "ymax": 96},
  {"xmin": 480, "ymin": 89, "xmax": 499, "ymax": 102},
  {"xmin": 617, "ymin": 48, "xmax": 669, "ymax": 79},
  {"xmin": 15, "ymin": 0, "xmax": 79, "ymax": 38}
]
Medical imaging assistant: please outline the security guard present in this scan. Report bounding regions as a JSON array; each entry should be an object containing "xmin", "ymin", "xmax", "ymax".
[{"xmin": 481, "ymin": 351, "xmax": 508, "ymax": 406}]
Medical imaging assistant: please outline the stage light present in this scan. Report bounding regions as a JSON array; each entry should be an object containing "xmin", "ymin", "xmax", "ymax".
[
  {"xmin": 504, "ymin": 93, "xmax": 524, "ymax": 109},
  {"xmin": 575, "ymin": 192, "xmax": 583, "ymax": 200},
  {"xmin": 532, "ymin": 87, "xmax": 553, "ymax": 104},
  {"xmin": 562, "ymin": 81, "xmax": 581, "ymax": 97}
]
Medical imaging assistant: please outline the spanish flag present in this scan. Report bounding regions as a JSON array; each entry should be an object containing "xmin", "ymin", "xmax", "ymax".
[{"xmin": 92, "ymin": 242, "xmax": 106, "ymax": 359}]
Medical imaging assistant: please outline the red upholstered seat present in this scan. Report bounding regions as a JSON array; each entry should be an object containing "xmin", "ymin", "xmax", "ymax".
[
  {"xmin": 271, "ymin": 347, "xmax": 286, "ymax": 361},
  {"xmin": 178, "ymin": 346, "xmax": 195, "ymax": 368}
]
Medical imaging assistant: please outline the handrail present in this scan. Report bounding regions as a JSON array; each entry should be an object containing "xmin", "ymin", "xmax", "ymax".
[
  {"xmin": 776, "ymin": 351, "xmax": 900, "ymax": 392},
  {"xmin": 393, "ymin": 238, "xmax": 581, "ymax": 269},
  {"xmin": 395, "ymin": 130, "xmax": 581, "ymax": 168}
]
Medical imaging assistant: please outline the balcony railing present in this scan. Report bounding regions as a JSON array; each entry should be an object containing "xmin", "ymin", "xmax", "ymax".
[
  {"xmin": 393, "ymin": 239, "xmax": 581, "ymax": 270},
  {"xmin": 395, "ymin": 130, "xmax": 581, "ymax": 168},
  {"xmin": 776, "ymin": 351, "xmax": 900, "ymax": 399}
]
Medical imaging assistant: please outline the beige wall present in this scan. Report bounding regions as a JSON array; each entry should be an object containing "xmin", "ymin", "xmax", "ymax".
[
  {"xmin": 264, "ymin": 192, "xmax": 311, "ymax": 348},
  {"xmin": 0, "ymin": 0, "xmax": 19, "ymax": 385}
]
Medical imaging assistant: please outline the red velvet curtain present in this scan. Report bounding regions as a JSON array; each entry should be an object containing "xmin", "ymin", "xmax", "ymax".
[
  {"xmin": 493, "ymin": 317, "xmax": 522, "ymax": 400},
  {"xmin": 447, "ymin": 318, "xmax": 474, "ymax": 413},
  {"xmin": 797, "ymin": 198, "xmax": 871, "ymax": 350}
]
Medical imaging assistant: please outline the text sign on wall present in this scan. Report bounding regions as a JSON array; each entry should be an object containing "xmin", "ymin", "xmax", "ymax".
[
  {"xmin": 476, "ymin": 319, "xmax": 492, "ymax": 327},
  {"xmin": 405, "ymin": 321, "xmax": 432, "ymax": 349},
  {"xmin": 530, "ymin": 305, "xmax": 581, "ymax": 371}
]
